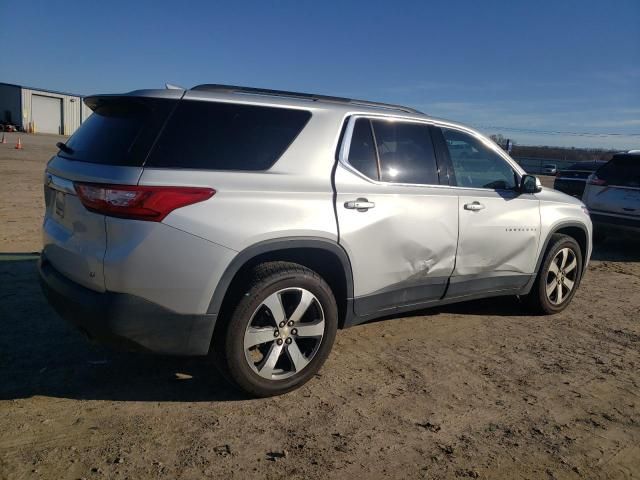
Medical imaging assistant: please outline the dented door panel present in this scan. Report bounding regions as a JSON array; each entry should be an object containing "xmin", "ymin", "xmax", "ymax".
[{"xmin": 334, "ymin": 165, "xmax": 458, "ymax": 315}]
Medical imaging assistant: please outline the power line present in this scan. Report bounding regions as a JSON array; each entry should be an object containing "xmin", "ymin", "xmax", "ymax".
[{"xmin": 475, "ymin": 125, "xmax": 640, "ymax": 138}]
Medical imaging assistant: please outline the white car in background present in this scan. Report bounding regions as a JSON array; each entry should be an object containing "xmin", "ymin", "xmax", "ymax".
[{"xmin": 583, "ymin": 152, "xmax": 640, "ymax": 241}]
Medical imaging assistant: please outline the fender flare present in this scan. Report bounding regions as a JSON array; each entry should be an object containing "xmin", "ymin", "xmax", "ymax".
[
  {"xmin": 523, "ymin": 220, "xmax": 590, "ymax": 293},
  {"xmin": 206, "ymin": 236, "xmax": 354, "ymax": 316}
]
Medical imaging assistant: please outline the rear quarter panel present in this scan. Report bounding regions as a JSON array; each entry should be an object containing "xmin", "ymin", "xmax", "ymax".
[
  {"xmin": 103, "ymin": 219, "xmax": 236, "ymax": 314},
  {"xmin": 137, "ymin": 108, "xmax": 342, "ymax": 252},
  {"xmin": 132, "ymin": 108, "xmax": 343, "ymax": 313}
]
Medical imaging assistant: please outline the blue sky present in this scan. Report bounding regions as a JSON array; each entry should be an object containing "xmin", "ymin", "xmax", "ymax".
[{"xmin": 1, "ymin": 0, "xmax": 638, "ymax": 149}]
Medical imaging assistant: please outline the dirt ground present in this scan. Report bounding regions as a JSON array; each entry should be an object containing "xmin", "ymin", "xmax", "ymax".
[{"xmin": 0, "ymin": 133, "xmax": 639, "ymax": 480}]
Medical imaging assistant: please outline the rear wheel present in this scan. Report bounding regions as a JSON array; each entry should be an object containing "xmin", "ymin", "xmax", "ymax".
[
  {"xmin": 213, "ymin": 262, "xmax": 337, "ymax": 397},
  {"xmin": 524, "ymin": 234, "xmax": 583, "ymax": 314}
]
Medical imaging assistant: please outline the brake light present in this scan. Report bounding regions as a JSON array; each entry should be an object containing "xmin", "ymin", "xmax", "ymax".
[
  {"xmin": 74, "ymin": 183, "xmax": 215, "ymax": 221},
  {"xmin": 587, "ymin": 174, "xmax": 607, "ymax": 186}
]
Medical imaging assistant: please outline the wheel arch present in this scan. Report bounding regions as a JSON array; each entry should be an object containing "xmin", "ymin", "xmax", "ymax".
[
  {"xmin": 521, "ymin": 220, "xmax": 589, "ymax": 296},
  {"xmin": 535, "ymin": 221, "xmax": 590, "ymax": 276},
  {"xmin": 207, "ymin": 237, "xmax": 354, "ymax": 334}
]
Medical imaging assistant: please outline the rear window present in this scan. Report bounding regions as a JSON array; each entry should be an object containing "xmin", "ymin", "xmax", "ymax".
[
  {"xmin": 146, "ymin": 101, "xmax": 311, "ymax": 170},
  {"xmin": 61, "ymin": 98, "xmax": 174, "ymax": 166},
  {"xmin": 597, "ymin": 155, "xmax": 640, "ymax": 187}
]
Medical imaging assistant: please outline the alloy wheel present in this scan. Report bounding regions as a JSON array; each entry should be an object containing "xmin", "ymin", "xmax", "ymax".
[
  {"xmin": 243, "ymin": 288, "xmax": 325, "ymax": 380},
  {"xmin": 545, "ymin": 247, "xmax": 578, "ymax": 305}
]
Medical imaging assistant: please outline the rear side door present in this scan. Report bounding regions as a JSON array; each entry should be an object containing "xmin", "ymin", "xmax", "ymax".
[
  {"xmin": 334, "ymin": 116, "xmax": 458, "ymax": 317},
  {"xmin": 433, "ymin": 126, "xmax": 541, "ymax": 297}
]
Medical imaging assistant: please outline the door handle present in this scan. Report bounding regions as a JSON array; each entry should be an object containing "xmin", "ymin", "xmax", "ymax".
[
  {"xmin": 344, "ymin": 198, "xmax": 375, "ymax": 212},
  {"xmin": 464, "ymin": 201, "xmax": 485, "ymax": 211}
]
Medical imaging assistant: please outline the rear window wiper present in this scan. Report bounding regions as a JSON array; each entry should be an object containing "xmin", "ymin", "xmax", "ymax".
[{"xmin": 56, "ymin": 141, "xmax": 74, "ymax": 155}]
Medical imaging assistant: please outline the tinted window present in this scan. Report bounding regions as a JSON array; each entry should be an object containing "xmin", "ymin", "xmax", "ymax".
[
  {"xmin": 147, "ymin": 101, "xmax": 311, "ymax": 170},
  {"xmin": 371, "ymin": 119, "xmax": 438, "ymax": 184},
  {"xmin": 442, "ymin": 128, "xmax": 517, "ymax": 190},
  {"xmin": 597, "ymin": 155, "xmax": 640, "ymax": 187},
  {"xmin": 347, "ymin": 119, "xmax": 378, "ymax": 179},
  {"xmin": 61, "ymin": 98, "xmax": 174, "ymax": 166}
]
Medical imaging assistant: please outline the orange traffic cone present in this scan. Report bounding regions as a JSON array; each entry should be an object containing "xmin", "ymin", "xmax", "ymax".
[
  {"xmin": 0, "ymin": 133, "xmax": 6, "ymax": 144},
  {"xmin": 15, "ymin": 137, "xmax": 22, "ymax": 150}
]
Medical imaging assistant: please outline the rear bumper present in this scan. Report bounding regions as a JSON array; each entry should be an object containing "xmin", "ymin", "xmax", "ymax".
[
  {"xmin": 38, "ymin": 255, "xmax": 216, "ymax": 355},
  {"xmin": 590, "ymin": 211, "xmax": 640, "ymax": 232}
]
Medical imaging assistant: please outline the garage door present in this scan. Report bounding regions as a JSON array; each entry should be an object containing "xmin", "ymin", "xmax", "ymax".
[{"xmin": 32, "ymin": 95, "xmax": 62, "ymax": 134}]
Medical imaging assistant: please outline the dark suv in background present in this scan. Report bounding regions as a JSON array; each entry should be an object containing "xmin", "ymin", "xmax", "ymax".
[{"xmin": 554, "ymin": 161, "xmax": 607, "ymax": 198}]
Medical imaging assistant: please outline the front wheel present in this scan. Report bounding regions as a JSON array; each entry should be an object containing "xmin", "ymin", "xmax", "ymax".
[
  {"xmin": 214, "ymin": 262, "xmax": 338, "ymax": 397},
  {"xmin": 524, "ymin": 234, "xmax": 583, "ymax": 314}
]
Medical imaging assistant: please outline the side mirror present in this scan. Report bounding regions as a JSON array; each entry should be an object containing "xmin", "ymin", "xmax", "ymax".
[{"xmin": 520, "ymin": 174, "xmax": 542, "ymax": 194}]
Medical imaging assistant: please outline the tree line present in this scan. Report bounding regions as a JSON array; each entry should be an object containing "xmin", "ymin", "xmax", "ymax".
[{"xmin": 489, "ymin": 134, "xmax": 619, "ymax": 162}]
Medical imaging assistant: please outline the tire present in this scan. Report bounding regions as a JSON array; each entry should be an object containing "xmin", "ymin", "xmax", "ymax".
[
  {"xmin": 524, "ymin": 234, "xmax": 583, "ymax": 315},
  {"xmin": 213, "ymin": 261, "xmax": 338, "ymax": 397}
]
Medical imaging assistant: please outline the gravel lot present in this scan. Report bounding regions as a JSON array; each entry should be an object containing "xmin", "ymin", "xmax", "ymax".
[{"xmin": 1, "ymin": 133, "xmax": 639, "ymax": 479}]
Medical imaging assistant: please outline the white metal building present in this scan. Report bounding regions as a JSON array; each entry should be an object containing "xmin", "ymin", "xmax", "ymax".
[{"xmin": 0, "ymin": 82, "xmax": 90, "ymax": 135}]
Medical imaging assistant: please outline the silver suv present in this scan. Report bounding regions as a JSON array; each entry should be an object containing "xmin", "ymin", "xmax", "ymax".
[{"xmin": 39, "ymin": 84, "xmax": 592, "ymax": 396}]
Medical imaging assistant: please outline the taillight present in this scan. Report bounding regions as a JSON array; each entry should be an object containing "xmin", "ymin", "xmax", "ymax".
[
  {"xmin": 74, "ymin": 183, "xmax": 215, "ymax": 221},
  {"xmin": 587, "ymin": 174, "xmax": 607, "ymax": 186}
]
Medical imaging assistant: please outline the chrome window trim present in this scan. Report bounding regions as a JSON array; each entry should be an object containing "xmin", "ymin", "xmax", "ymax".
[{"xmin": 338, "ymin": 113, "xmax": 526, "ymax": 193}]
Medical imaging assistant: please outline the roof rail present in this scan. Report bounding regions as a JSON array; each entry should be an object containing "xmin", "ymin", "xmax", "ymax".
[{"xmin": 190, "ymin": 84, "xmax": 423, "ymax": 115}]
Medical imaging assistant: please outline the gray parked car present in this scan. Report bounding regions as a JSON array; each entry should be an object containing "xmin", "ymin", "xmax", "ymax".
[
  {"xmin": 39, "ymin": 84, "xmax": 592, "ymax": 396},
  {"xmin": 582, "ymin": 152, "xmax": 640, "ymax": 240}
]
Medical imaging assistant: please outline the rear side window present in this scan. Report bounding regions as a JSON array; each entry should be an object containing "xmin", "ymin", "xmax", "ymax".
[
  {"xmin": 596, "ymin": 156, "xmax": 640, "ymax": 187},
  {"xmin": 347, "ymin": 119, "xmax": 379, "ymax": 179},
  {"xmin": 62, "ymin": 98, "xmax": 174, "ymax": 166},
  {"xmin": 147, "ymin": 101, "xmax": 311, "ymax": 170},
  {"xmin": 370, "ymin": 119, "xmax": 438, "ymax": 185}
]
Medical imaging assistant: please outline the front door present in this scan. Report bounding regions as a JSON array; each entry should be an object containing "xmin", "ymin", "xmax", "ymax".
[
  {"xmin": 334, "ymin": 116, "xmax": 459, "ymax": 317},
  {"xmin": 434, "ymin": 126, "xmax": 541, "ymax": 297}
]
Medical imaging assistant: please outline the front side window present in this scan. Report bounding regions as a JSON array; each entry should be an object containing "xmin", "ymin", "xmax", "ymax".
[
  {"xmin": 370, "ymin": 119, "xmax": 438, "ymax": 185},
  {"xmin": 441, "ymin": 128, "xmax": 517, "ymax": 190}
]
